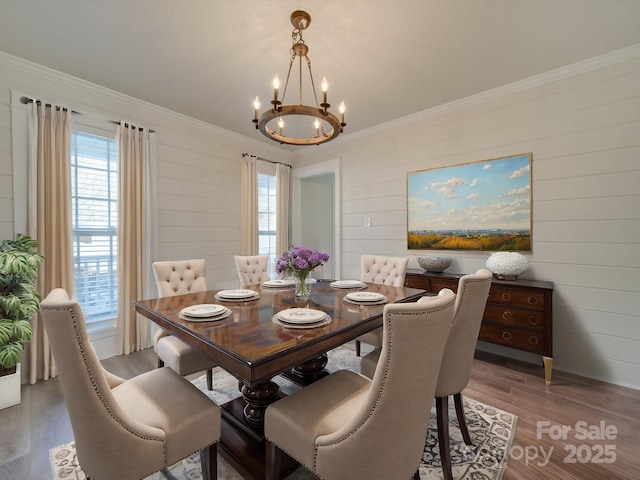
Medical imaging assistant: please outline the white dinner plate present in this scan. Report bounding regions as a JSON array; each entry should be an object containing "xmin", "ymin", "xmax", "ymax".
[
  {"xmin": 180, "ymin": 304, "xmax": 226, "ymax": 318},
  {"xmin": 345, "ymin": 291, "xmax": 387, "ymax": 302},
  {"xmin": 330, "ymin": 280, "xmax": 367, "ymax": 288},
  {"xmin": 179, "ymin": 308, "xmax": 232, "ymax": 322},
  {"xmin": 262, "ymin": 279, "xmax": 296, "ymax": 288},
  {"xmin": 283, "ymin": 277, "xmax": 318, "ymax": 284},
  {"xmin": 277, "ymin": 308, "xmax": 327, "ymax": 324},
  {"xmin": 216, "ymin": 289, "xmax": 259, "ymax": 299}
]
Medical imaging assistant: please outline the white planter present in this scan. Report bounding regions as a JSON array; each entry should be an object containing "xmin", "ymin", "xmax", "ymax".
[{"xmin": 0, "ymin": 363, "xmax": 21, "ymax": 409}]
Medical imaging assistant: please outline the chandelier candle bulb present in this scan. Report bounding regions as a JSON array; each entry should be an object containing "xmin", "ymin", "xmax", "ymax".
[
  {"xmin": 339, "ymin": 101, "xmax": 346, "ymax": 126},
  {"xmin": 253, "ymin": 97, "xmax": 260, "ymax": 126},
  {"xmin": 321, "ymin": 77, "xmax": 328, "ymax": 111},
  {"xmin": 272, "ymin": 75, "xmax": 280, "ymax": 106}
]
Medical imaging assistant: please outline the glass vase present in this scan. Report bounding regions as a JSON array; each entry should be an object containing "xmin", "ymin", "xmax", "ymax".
[{"xmin": 294, "ymin": 272, "xmax": 311, "ymax": 298}]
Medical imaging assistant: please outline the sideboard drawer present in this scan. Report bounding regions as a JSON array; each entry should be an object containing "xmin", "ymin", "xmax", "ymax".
[
  {"xmin": 488, "ymin": 287, "xmax": 545, "ymax": 310},
  {"xmin": 483, "ymin": 304, "xmax": 545, "ymax": 331},
  {"xmin": 404, "ymin": 276, "xmax": 431, "ymax": 291},
  {"xmin": 479, "ymin": 323, "xmax": 545, "ymax": 354},
  {"xmin": 431, "ymin": 278, "xmax": 459, "ymax": 293}
]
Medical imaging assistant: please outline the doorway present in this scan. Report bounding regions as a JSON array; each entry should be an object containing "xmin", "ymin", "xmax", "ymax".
[{"xmin": 291, "ymin": 159, "xmax": 340, "ymax": 280}]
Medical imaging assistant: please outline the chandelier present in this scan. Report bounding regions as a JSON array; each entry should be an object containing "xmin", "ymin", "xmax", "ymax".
[{"xmin": 252, "ymin": 10, "xmax": 346, "ymax": 146}]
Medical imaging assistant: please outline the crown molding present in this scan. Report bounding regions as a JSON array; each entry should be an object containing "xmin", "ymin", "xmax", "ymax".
[
  {"xmin": 295, "ymin": 43, "xmax": 640, "ymax": 157},
  {"xmin": 4, "ymin": 43, "xmax": 640, "ymax": 158},
  {"xmin": 0, "ymin": 51, "xmax": 263, "ymax": 147}
]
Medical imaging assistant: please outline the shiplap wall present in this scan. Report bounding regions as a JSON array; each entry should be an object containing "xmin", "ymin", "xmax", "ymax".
[
  {"xmin": 293, "ymin": 54, "xmax": 640, "ymax": 389},
  {"xmin": 0, "ymin": 49, "xmax": 638, "ymax": 388},
  {"xmin": 0, "ymin": 53, "xmax": 289, "ymax": 362}
]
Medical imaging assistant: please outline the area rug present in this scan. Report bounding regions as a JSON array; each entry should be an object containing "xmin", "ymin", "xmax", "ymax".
[{"xmin": 50, "ymin": 346, "xmax": 517, "ymax": 480}]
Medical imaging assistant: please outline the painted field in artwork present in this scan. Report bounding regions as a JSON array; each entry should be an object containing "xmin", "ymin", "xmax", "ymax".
[{"xmin": 407, "ymin": 154, "xmax": 532, "ymax": 251}]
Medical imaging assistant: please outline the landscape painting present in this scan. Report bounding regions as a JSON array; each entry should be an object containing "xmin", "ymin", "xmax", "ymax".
[{"xmin": 407, "ymin": 153, "xmax": 532, "ymax": 251}]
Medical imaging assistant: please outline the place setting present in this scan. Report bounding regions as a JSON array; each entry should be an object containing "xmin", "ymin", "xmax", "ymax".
[
  {"xmin": 261, "ymin": 278, "xmax": 297, "ymax": 288},
  {"xmin": 272, "ymin": 307, "xmax": 332, "ymax": 329},
  {"xmin": 330, "ymin": 279, "xmax": 367, "ymax": 289},
  {"xmin": 178, "ymin": 303, "xmax": 232, "ymax": 322},
  {"xmin": 214, "ymin": 289, "xmax": 261, "ymax": 302},
  {"xmin": 343, "ymin": 291, "xmax": 388, "ymax": 306}
]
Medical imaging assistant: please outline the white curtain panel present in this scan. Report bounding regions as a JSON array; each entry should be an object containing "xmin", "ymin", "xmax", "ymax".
[
  {"xmin": 26, "ymin": 101, "xmax": 74, "ymax": 383},
  {"xmin": 275, "ymin": 163, "xmax": 291, "ymax": 258},
  {"xmin": 240, "ymin": 155, "xmax": 258, "ymax": 255},
  {"xmin": 115, "ymin": 123, "xmax": 154, "ymax": 355}
]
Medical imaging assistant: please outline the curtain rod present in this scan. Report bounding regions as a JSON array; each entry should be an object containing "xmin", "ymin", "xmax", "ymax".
[
  {"xmin": 110, "ymin": 120, "xmax": 155, "ymax": 134},
  {"xmin": 21, "ymin": 97, "xmax": 156, "ymax": 133},
  {"xmin": 20, "ymin": 96, "xmax": 79, "ymax": 114},
  {"xmin": 242, "ymin": 152, "xmax": 291, "ymax": 168}
]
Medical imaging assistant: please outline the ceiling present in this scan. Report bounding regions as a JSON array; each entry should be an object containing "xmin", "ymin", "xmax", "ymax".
[{"xmin": 2, "ymin": 1, "xmax": 640, "ymax": 150}]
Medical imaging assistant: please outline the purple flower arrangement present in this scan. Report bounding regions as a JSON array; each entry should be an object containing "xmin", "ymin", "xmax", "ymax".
[{"xmin": 275, "ymin": 246, "xmax": 330, "ymax": 278}]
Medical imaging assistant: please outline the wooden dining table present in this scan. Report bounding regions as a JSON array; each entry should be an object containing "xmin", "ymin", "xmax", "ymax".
[{"xmin": 134, "ymin": 280, "xmax": 425, "ymax": 480}]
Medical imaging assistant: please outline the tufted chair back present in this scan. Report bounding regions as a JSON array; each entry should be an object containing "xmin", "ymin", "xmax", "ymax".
[
  {"xmin": 152, "ymin": 259, "xmax": 207, "ymax": 297},
  {"xmin": 435, "ymin": 268, "xmax": 492, "ymax": 396},
  {"xmin": 234, "ymin": 255, "xmax": 270, "ymax": 287},
  {"xmin": 360, "ymin": 254, "xmax": 409, "ymax": 287},
  {"xmin": 265, "ymin": 288, "xmax": 456, "ymax": 480},
  {"xmin": 40, "ymin": 288, "xmax": 220, "ymax": 480}
]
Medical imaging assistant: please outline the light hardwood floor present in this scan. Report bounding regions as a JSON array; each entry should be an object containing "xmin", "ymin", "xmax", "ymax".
[{"xmin": 0, "ymin": 344, "xmax": 638, "ymax": 480}]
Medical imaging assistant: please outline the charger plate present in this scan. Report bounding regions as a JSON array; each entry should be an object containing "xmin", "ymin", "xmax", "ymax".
[{"xmin": 272, "ymin": 315, "xmax": 331, "ymax": 329}]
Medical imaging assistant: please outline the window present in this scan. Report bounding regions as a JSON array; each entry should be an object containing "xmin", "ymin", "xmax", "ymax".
[
  {"xmin": 71, "ymin": 131, "xmax": 118, "ymax": 328},
  {"xmin": 258, "ymin": 172, "xmax": 277, "ymax": 276}
]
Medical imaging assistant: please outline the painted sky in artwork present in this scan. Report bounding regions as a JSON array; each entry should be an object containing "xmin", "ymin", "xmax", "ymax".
[{"xmin": 407, "ymin": 154, "xmax": 531, "ymax": 232}]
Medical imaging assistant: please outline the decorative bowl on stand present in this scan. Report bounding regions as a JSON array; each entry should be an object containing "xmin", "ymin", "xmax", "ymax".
[
  {"xmin": 417, "ymin": 256, "xmax": 452, "ymax": 273},
  {"xmin": 485, "ymin": 252, "xmax": 529, "ymax": 280}
]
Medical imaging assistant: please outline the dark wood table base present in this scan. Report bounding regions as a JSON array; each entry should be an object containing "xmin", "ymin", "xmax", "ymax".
[
  {"xmin": 221, "ymin": 354, "xmax": 331, "ymax": 479},
  {"xmin": 220, "ymin": 397, "xmax": 299, "ymax": 480}
]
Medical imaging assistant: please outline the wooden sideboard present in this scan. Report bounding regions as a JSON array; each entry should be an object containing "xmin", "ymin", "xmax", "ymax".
[{"xmin": 405, "ymin": 268, "xmax": 554, "ymax": 384}]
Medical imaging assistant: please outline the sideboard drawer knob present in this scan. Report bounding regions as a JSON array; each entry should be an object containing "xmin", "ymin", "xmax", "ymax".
[
  {"xmin": 528, "ymin": 296, "xmax": 538, "ymax": 305},
  {"xmin": 501, "ymin": 293, "xmax": 511, "ymax": 302},
  {"xmin": 502, "ymin": 331, "xmax": 512, "ymax": 341},
  {"xmin": 502, "ymin": 310, "xmax": 512, "ymax": 320},
  {"xmin": 529, "ymin": 315, "xmax": 539, "ymax": 325},
  {"xmin": 529, "ymin": 336, "xmax": 539, "ymax": 345}
]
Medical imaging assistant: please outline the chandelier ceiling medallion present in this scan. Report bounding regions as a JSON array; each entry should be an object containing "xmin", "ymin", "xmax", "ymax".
[{"xmin": 252, "ymin": 10, "xmax": 346, "ymax": 146}]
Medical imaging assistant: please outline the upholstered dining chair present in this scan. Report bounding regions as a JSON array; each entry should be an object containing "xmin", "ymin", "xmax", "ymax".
[
  {"xmin": 40, "ymin": 288, "xmax": 221, "ymax": 480},
  {"xmin": 234, "ymin": 254, "xmax": 270, "ymax": 287},
  {"xmin": 361, "ymin": 268, "xmax": 493, "ymax": 480},
  {"xmin": 355, "ymin": 254, "xmax": 409, "ymax": 356},
  {"xmin": 152, "ymin": 259, "xmax": 216, "ymax": 390},
  {"xmin": 264, "ymin": 288, "xmax": 456, "ymax": 480}
]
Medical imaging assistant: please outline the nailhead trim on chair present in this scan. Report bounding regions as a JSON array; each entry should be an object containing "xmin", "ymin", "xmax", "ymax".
[
  {"xmin": 46, "ymin": 305, "xmax": 167, "ymax": 476},
  {"xmin": 313, "ymin": 303, "xmax": 453, "ymax": 472}
]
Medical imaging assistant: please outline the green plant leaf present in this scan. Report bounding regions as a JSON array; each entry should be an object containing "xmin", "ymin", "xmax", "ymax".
[
  {"xmin": 0, "ymin": 321, "xmax": 11, "ymax": 344},
  {"xmin": 12, "ymin": 320, "xmax": 33, "ymax": 342},
  {"xmin": 0, "ymin": 342, "xmax": 24, "ymax": 369}
]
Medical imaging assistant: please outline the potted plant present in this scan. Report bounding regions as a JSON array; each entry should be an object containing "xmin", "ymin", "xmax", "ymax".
[{"xmin": 0, "ymin": 234, "xmax": 44, "ymax": 408}]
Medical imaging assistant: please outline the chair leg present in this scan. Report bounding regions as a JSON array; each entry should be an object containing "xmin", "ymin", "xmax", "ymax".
[
  {"xmin": 206, "ymin": 368, "xmax": 213, "ymax": 391},
  {"xmin": 454, "ymin": 392, "xmax": 473, "ymax": 445},
  {"xmin": 436, "ymin": 396, "xmax": 453, "ymax": 480},
  {"xmin": 413, "ymin": 469, "xmax": 420, "ymax": 479},
  {"xmin": 265, "ymin": 439, "xmax": 282, "ymax": 480},
  {"xmin": 200, "ymin": 443, "xmax": 217, "ymax": 480},
  {"xmin": 355, "ymin": 340, "xmax": 362, "ymax": 357}
]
